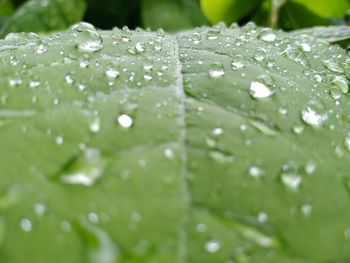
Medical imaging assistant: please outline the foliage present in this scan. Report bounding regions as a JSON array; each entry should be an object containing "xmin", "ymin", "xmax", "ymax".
[
  {"xmin": 0, "ymin": 0, "xmax": 349, "ymax": 35},
  {"xmin": 0, "ymin": 22, "xmax": 349, "ymax": 262}
]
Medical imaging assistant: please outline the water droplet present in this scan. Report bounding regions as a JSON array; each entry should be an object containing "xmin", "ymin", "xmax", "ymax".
[
  {"xmin": 208, "ymin": 151, "xmax": 234, "ymax": 164},
  {"xmin": 211, "ymin": 127, "xmax": 223, "ymax": 136},
  {"xmin": 208, "ymin": 63, "xmax": 225, "ymax": 78},
  {"xmin": 301, "ymin": 100, "xmax": 328, "ymax": 128},
  {"xmin": 88, "ymin": 212, "xmax": 99, "ymax": 224},
  {"xmin": 164, "ymin": 148, "xmax": 174, "ymax": 160},
  {"xmin": 135, "ymin": 42, "xmax": 146, "ymax": 53},
  {"xmin": 329, "ymin": 87, "xmax": 341, "ymax": 100},
  {"xmin": 62, "ymin": 148, "xmax": 105, "ymax": 187},
  {"xmin": 105, "ymin": 69, "xmax": 120, "ymax": 79},
  {"xmin": 249, "ymin": 81, "xmax": 274, "ymax": 99},
  {"xmin": 300, "ymin": 203, "xmax": 313, "ymax": 216},
  {"xmin": 323, "ymin": 59, "xmax": 344, "ymax": 73},
  {"xmin": 34, "ymin": 203, "xmax": 46, "ymax": 216},
  {"xmin": 206, "ymin": 29, "xmax": 220, "ymax": 40},
  {"xmin": 192, "ymin": 32, "xmax": 202, "ymax": 44},
  {"xmin": 292, "ymin": 124, "xmax": 304, "ymax": 134},
  {"xmin": 280, "ymin": 163, "xmax": 302, "ymax": 191},
  {"xmin": 89, "ymin": 117, "xmax": 101, "ymax": 133},
  {"xmin": 20, "ymin": 218, "xmax": 32, "ymax": 232},
  {"xmin": 258, "ymin": 29, "xmax": 276, "ymax": 42},
  {"xmin": 143, "ymin": 74, "xmax": 152, "ymax": 81},
  {"xmin": 299, "ymin": 42, "xmax": 311, "ymax": 52},
  {"xmin": 9, "ymin": 78, "xmax": 22, "ymax": 87},
  {"xmin": 249, "ymin": 166, "xmax": 265, "ymax": 178},
  {"xmin": 253, "ymin": 49, "xmax": 266, "ymax": 62},
  {"xmin": 257, "ymin": 211, "xmax": 268, "ymax": 223},
  {"xmin": 344, "ymin": 134, "xmax": 350, "ymax": 152},
  {"xmin": 71, "ymin": 22, "xmax": 103, "ymax": 53},
  {"xmin": 205, "ymin": 240, "xmax": 220, "ymax": 253},
  {"xmin": 65, "ymin": 74, "xmax": 74, "ymax": 85},
  {"xmin": 196, "ymin": 223, "xmax": 207, "ymax": 232},
  {"xmin": 78, "ymin": 218, "xmax": 118, "ymax": 263},
  {"xmin": 117, "ymin": 114, "xmax": 133, "ymax": 128},
  {"xmin": 231, "ymin": 55, "xmax": 245, "ymax": 70},
  {"xmin": 36, "ymin": 44, "xmax": 48, "ymax": 54},
  {"xmin": 331, "ymin": 75, "xmax": 348, "ymax": 93},
  {"xmin": 304, "ymin": 161, "xmax": 316, "ymax": 174},
  {"xmin": 55, "ymin": 136, "xmax": 64, "ymax": 145},
  {"xmin": 61, "ymin": 221, "xmax": 72, "ymax": 232}
]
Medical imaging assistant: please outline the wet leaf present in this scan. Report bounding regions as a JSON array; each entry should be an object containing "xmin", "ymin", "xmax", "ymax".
[{"xmin": 0, "ymin": 22, "xmax": 349, "ymax": 262}]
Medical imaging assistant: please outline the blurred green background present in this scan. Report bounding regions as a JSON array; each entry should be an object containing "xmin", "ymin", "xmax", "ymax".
[{"xmin": 0, "ymin": 0, "xmax": 349, "ymax": 37}]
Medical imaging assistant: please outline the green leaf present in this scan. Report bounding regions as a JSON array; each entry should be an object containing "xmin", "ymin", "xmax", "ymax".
[
  {"xmin": 0, "ymin": 22, "xmax": 349, "ymax": 262},
  {"xmin": 200, "ymin": 0, "xmax": 261, "ymax": 24},
  {"xmin": 279, "ymin": 1, "xmax": 332, "ymax": 30},
  {"xmin": 291, "ymin": 0, "xmax": 350, "ymax": 18},
  {"xmin": 141, "ymin": 0, "xmax": 208, "ymax": 32},
  {"xmin": 0, "ymin": 0, "xmax": 15, "ymax": 16},
  {"xmin": 0, "ymin": 0, "xmax": 86, "ymax": 38}
]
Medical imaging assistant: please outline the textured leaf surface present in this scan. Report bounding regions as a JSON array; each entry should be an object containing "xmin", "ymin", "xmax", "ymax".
[
  {"xmin": 0, "ymin": 23, "xmax": 349, "ymax": 262},
  {"xmin": 292, "ymin": 26, "xmax": 350, "ymax": 43}
]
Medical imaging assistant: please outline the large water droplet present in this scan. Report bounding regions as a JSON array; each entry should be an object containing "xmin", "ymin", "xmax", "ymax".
[
  {"xmin": 208, "ymin": 63, "xmax": 225, "ymax": 78},
  {"xmin": 323, "ymin": 59, "xmax": 344, "ymax": 73},
  {"xmin": 249, "ymin": 81, "xmax": 274, "ymax": 99},
  {"xmin": 231, "ymin": 55, "xmax": 245, "ymax": 70},
  {"xmin": 20, "ymin": 218, "xmax": 32, "ymax": 232},
  {"xmin": 71, "ymin": 22, "xmax": 103, "ymax": 53},
  {"xmin": 117, "ymin": 114, "xmax": 133, "ymax": 128},
  {"xmin": 331, "ymin": 75, "xmax": 348, "ymax": 93},
  {"xmin": 301, "ymin": 100, "xmax": 328, "ymax": 128},
  {"xmin": 280, "ymin": 163, "xmax": 302, "ymax": 191},
  {"xmin": 205, "ymin": 240, "xmax": 220, "ymax": 253},
  {"xmin": 61, "ymin": 148, "xmax": 105, "ymax": 187},
  {"xmin": 258, "ymin": 29, "xmax": 276, "ymax": 42}
]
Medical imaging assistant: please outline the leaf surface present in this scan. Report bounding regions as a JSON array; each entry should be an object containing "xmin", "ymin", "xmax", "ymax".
[{"xmin": 0, "ymin": 23, "xmax": 349, "ymax": 262}]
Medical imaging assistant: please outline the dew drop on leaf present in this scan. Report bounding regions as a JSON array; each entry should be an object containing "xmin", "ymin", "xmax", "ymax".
[
  {"xmin": 249, "ymin": 166, "xmax": 265, "ymax": 178},
  {"xmin": 117, "ymin": 114, "xmax": 133, "ymax": 128},
  {"xmin": 61, "ymin": 148, "xmax": 105, "ymax": 187},
  {"xmin": 323, "ymin": 59, "xmax": 344, "ymax": 73},
  {"xmin": 300, "ymin": 203, "xmax": 313, "ymax": 216},
  {"xmin": 331, "ymin": 75, "xmax": 349, "ymax": 93},
  {"xmin": 208, "ymin": 63, "xmax": 225, "ymax": 78},
  {"xmin": 280, "ymin": 163, "xmax": 302, "ymax": 191},
  {"xmin": 20, "ymin": 218, "xmax": 32, "ymax": 232},
  {"xmin": 301, "ymin": 100, "xmax": 328, "ymax": 128},
  {"xmin": 344, "ymin": 134, "xmax": 350, "ymax": 152},
  {"xmin": 71, "ymin": 22, "xmax": 103, "ymax": 53},
  {"xmin": 105, "ymin": 69, "xmax": 120, "ymax": 79},
  {"xmin": 206, "ymin": 29, "xmax": 220, "ymax": 40},
  {"xmin": 208, "ymin": 150, "xmax": 234, "ymax": 164},
  {"xmin": 89, "ymin": 117, "xmax": 101, "ymax": 133},
  {"xmin": 36, "ymin": 44, "xmax": 48, "ymax": 54},
  {"xmin": 205, "ymin": 240, "xmax": 220, "ymax": 253},
  {"xmin": 164, "ymin": 148, "xmax": 175, "ymax": 160},
  {"xmin": 257, "ymin": 211, "xmax": 268, "ymax": 223},
  {"xmin": 249, "ymin": 81, "xmax": 274, "ymax": 99},
  {"xmin": 258, "ymin": 29, "xmax": 276, "ymax": 42}
]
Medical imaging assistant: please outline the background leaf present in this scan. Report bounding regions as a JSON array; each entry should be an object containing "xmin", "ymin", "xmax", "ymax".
[
  {"xmin": 141, "ymin": 0, "xmax": 208, "ymax": 32},
  {"xmin": 291, "ymin": 0, "xmax": 350, "ymax": 18},
  {"xmin": 200, "ymin": 0, "xmax": 260, "ymax": 25},
  {"xmin": 0, "ymin": 0, "xmax": 86, "ymax": 37}
]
